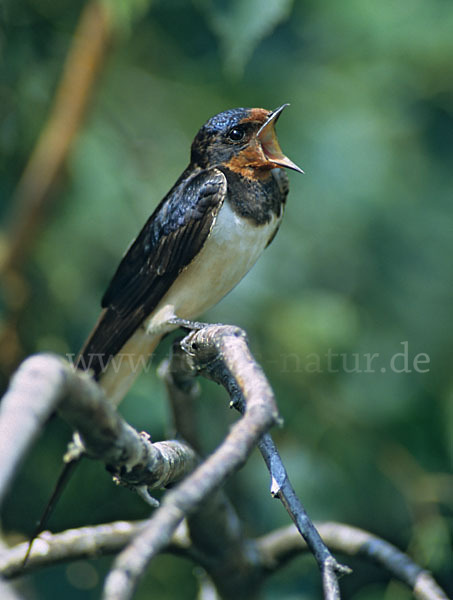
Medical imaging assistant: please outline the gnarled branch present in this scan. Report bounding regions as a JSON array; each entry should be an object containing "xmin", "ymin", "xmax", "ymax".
[{"xmin": 1, "ymin": 325, "xmax": 445, "ymax": 600}]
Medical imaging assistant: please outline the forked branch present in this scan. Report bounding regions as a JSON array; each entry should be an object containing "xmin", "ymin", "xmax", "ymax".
[{"xmin": 1, "ymin": 326, "xmax": 445, "ymax": 600}]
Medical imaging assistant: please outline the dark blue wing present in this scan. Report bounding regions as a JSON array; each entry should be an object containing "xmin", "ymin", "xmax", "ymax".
[{"xmin": 77, "ymin": 167, "xmax": 226, "ymax": 377}]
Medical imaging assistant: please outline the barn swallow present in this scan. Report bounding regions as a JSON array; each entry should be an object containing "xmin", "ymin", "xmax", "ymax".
[
  {"xmin": 76, "ymin": 103, "xmax": 303, "ymax": 405},
  {"xmin": 24, "ymin": 105, "xmax": 302, "ymax": 558}
]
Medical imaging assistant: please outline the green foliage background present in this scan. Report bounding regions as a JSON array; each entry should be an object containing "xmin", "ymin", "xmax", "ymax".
[{"xmin": 1, "ymin": 0, "xmax": 452, "ymax": 598}]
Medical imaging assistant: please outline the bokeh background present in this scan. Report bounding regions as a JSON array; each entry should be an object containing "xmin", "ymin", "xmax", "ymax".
[{"xmin": 1, "ymin": 1, "xmax": 452, "ymax": 598}]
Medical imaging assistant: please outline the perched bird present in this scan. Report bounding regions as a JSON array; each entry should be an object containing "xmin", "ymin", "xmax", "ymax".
[
  {"xmin": 25, "ymin": 105, "xmax": 302, "ymax": 558},
  {"xmin": 76, "ymin": 104, "xmax": 303, "ymax": 405}
]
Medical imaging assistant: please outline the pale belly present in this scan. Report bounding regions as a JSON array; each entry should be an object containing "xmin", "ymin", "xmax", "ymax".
[
  {"xmin": 144, "ymin": 200, "xmax": 281, "ymax": 333},
  {"xmin": 101, "ymin": 200, "xmax": 280, "ymax": 405}
]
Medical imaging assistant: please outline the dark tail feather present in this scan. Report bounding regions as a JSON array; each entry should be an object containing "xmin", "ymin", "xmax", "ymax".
[{"xmin": 23, "ymin": 457, "xmax": 81, "ymax": 567}]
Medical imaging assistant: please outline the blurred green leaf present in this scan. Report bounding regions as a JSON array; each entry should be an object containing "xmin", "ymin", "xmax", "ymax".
[
  {"xmin": 267, "ymin": 290, "xmax": 359, "ymax": 360},
  {"xmin": 197, "ymin": 0, "xmax": 294, "ymax": 78}
]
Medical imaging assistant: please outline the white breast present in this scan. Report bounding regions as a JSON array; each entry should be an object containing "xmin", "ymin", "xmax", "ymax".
[{"xmin": 146, "ymin": 200, "xmax": 281, "ymax": 332}]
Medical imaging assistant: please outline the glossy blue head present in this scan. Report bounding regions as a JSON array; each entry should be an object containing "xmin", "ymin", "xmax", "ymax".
[{"xmin": 190, "ymin": 105, "xmax": 303, "ymax": 175}]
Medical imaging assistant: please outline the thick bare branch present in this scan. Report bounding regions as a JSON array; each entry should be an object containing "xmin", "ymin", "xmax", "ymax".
[
  {"xmin": 1, "ymin": 334, "xmax": 445, "ymax": 600},
  {"xmin": 0, "ymin": 579, "xmax": 24, "ymax": 600},
  {"xmin": 161, "ymin": 327, "xmax": 350, "ymax": 600},
  {"xmin": 102, "ymin": 325, "xmax": 280, "ymax": 600},
  {"xmin": 0, "ymin": 354, "xmax": 197, "ymax": 512},
  {"xmin": 57, "ymin": 364, "xmax": 197, "ymax": 491},
  {"xmin": 0, "ymin": 354, "xmax": 72, "ymax": 508},
  {"xmin": 158, "ymin": 354, "xmax": 201, "ymax": 452},
  {"xmin": 160, "ymin": 348, "xmax": 261, "ymax": 600},
  {"xmin": 177, "ymin": 329, "xmax": 350, "ymax": 599}
]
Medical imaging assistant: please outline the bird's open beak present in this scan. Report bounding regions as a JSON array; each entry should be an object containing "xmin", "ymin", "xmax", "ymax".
[{"xmin": 257, "ymin": 104, "xmax": 304, "ymax": 173}]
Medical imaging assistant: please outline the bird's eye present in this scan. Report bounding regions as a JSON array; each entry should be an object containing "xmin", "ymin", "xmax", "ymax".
[{"xmin": 227, "ymin": 127, "xmax": 245, "ymax": 141}]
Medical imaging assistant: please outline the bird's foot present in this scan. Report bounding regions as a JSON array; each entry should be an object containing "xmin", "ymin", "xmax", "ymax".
[{"xmin": 167, "ymin": 317, "xmax": 211, "ymax": 332}]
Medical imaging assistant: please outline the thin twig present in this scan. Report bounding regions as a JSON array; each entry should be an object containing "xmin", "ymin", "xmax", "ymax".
[{"xmin": 258, "ymin": 434, "xmax": 351, "ymax": 597}]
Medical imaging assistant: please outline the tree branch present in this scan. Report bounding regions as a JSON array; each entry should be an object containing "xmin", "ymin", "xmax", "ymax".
[
  {"xmin": 0, "ymin": 355, "xmax": 71, "ymax": 509},
  {"xmin": 159, "ymin": 351, "xmax": 258, "ymax": 600},
  {"xmin": 171, "ymin": 328, "xmax": 351, "ymax": 598},
  {"xmin": 102, "ymin": 325, "xmax": 280, "ymax": 600},
  {"xmin": 1, "ymin": 520, "xmax": 448, "ymax": 600},
  {"xmin": 57, "ymin": 362, "xmax": 197, "ymax": 493},
  {"xmin": 257, "ymin": 433, "xmax": 351, "ymax": 596},
  {"xmin": 0, "ymin": 354, "xmax": 197, "ymax": 514},
  {"xmin": 257, "ymin": 522, "xmax": 449, "ymax": 600},
  {"xmin": 1, "ymin": 330, "xmax": 446, "ymax": 600},
  {"xmin": 0, "ymin": 579, "xmax": 24, "ymax": 600},
  {"xmin": 1, "ymin": 521, "xmax": 145, "ymax": 579}
]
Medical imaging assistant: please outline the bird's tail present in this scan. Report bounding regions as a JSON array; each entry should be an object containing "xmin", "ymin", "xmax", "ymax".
[
  {"xmin": 23, "ymin": 458, "xmax": 80, "ymax": 565},
  {"xmin": 75, "ymin": 306, "xmax": 163, "ymax": 406}
]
